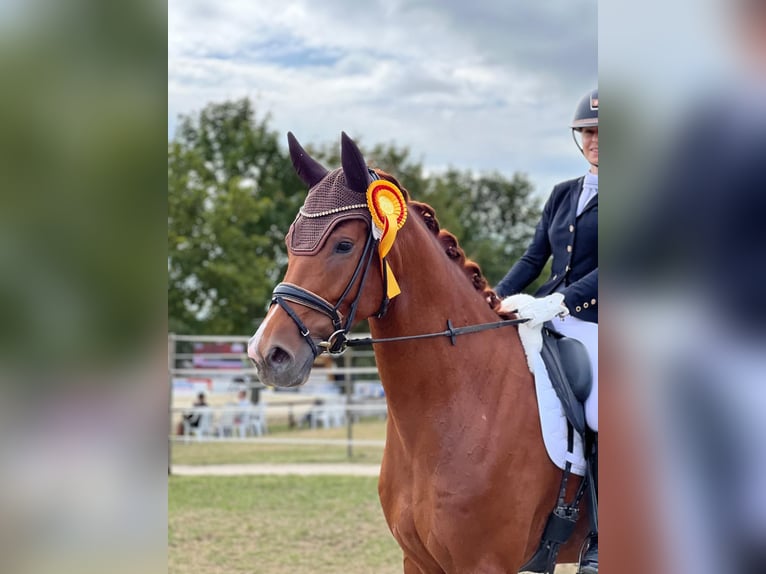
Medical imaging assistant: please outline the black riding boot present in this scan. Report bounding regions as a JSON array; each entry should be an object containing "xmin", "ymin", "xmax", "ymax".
[
  {"xmin": 580, "ymin": 431, "xmax": 598, "ymax": 573},
  {"xmin": 580, "ymin": 536, "xmax": 598, "ymax": 574}
]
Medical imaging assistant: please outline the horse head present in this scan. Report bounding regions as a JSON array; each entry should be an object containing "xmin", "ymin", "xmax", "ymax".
[{"xmin": 248, "ymin": 132, "xmax": 390, "ymax": 388}]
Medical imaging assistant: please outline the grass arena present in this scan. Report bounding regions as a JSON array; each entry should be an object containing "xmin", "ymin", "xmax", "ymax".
[{"xmin": 168, "ymin": 420, "xmax": 578, "ymax": 573}]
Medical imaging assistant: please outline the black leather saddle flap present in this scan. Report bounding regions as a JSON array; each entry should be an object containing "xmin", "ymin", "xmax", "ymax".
[{"xmin": 540, "ymin": 322, "xmax": 593, "ymax": 436}]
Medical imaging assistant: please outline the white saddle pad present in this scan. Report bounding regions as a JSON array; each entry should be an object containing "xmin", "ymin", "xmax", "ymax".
[
  {"xmin": 502, "ymin": 293, "xmax": 586, "ymax": 476},
  {"xmin": 530, "ymin": 351, "xmax": 586, "ymax": 476}
]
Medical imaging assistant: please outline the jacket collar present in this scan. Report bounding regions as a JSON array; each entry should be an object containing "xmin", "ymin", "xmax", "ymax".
[{"xmin": 572, "ymin": 176, "xmax": 598, "ymax": 219}]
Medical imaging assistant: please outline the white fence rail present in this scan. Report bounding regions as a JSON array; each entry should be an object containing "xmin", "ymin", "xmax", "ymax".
[{"xmin": 168, "ymin": 333, "xmax": 387, "ymax": 454}]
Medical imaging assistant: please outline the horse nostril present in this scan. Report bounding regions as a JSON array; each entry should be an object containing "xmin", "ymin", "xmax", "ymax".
[{"xmin": 266, "ymin": 345, "xmax": 292, "ymax": 369}]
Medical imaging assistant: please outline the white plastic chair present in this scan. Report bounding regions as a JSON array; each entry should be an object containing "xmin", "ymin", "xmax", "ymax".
[
  {"xmin": 230, "ymin": 406, "xmax": 249, "ymax": 438},
  {"xmin": 309, "ymin": 395, "xmax": 347, "ymax": 429},
  {"xmin": 245, "ymin": 403, "xmax": 269, "ymax": 436},
  {"xmin": 216, "ymin": 407, "xmax": 236, "ymax": 437},
  {"xmin": 183, "ymin": 408, "xmax": 213, "ymax": 442}
]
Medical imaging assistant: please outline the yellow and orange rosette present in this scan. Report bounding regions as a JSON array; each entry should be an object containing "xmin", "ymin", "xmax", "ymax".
[{"xmin": 366, "ymin": 180, "xmax": 407, "ymax": 299}]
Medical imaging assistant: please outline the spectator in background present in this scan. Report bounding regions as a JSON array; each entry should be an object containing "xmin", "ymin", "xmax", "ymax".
[
  {"xmin": 233, "ymin": 376, "xmax": 260, "ymax": 404},
  {"xmin": 236, "ymin": 389, "xmax": 249, "ymax": 406},
  {"xmin": 177, "ymin": 392, "xmax": 209, "ymax": 435},
  {"xmin": 233, "ymin": 389, "xmax": 250, "ymax": 426}
]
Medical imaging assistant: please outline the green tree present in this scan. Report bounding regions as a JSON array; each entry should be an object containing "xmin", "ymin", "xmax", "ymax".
[{"xmin": 168, "ymin": 99, "xmax": 303, "ymax": 334}]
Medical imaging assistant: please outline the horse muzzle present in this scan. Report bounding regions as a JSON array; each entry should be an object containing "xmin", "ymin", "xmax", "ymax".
[
  {"xmin": 249, "ymin": 344, "xmax": 314, "ymax": 388},
  {"xmin": 248, "ymin": 322, "xmax": 314, "ymax": 389}
]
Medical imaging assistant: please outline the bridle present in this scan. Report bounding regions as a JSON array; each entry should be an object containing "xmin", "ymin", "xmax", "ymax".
[
  {"xmin": 269, "ymin": 218, "xmax": 529, "ymax": 358},
  {"xmin": 270, "ymin": 222, "xmax": 385, "ymax": 356}
]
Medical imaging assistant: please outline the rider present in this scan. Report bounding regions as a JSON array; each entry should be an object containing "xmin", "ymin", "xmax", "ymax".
[{"xmin": 495, "ymin": 88, "xmax": 599, "ymax": 573}]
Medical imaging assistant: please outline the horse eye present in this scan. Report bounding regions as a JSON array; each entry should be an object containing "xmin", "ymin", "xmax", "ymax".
[{"xmin": 334, "ymin": 240, "xmax": 354, "ymax": 254}]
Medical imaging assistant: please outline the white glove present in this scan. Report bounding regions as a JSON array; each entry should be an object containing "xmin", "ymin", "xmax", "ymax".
[{"xmin": 500, "ymin": 292, "xmax": 569, "ymax": 327}]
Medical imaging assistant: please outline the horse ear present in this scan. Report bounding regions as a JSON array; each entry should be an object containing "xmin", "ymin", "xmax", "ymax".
[
  {"xmin": 287, "ymin": 131, "xmax": 329, "ymax": 188},
  {"xmin": 340, "ymin": 131, "xmax": 370, "ymax": 194}
]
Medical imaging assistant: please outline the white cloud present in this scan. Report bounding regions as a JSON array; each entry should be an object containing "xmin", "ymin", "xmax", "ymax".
[{"xmin": 169, "ymin": 0, "xmax": 597, "ymax": 196}]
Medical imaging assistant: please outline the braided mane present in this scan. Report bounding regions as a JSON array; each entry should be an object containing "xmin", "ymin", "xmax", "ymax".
[{"xmin": 375, "ymin": 170, "xmax": 511, "ymax": 320}]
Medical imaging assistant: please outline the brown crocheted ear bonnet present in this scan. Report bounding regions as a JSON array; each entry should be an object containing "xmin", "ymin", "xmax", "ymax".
[
  {"xmin": 285, "ymin": 132, "xmax": 375, "ymax": 256},
  {"xmin": 285, "ymin": 168, "xmax": 371, "ymax": 256}
]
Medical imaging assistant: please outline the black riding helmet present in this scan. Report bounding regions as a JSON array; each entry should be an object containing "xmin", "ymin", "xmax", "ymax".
[{"xmin": 571, "ymin": 88, "xmax": 598, "ymax": 163}]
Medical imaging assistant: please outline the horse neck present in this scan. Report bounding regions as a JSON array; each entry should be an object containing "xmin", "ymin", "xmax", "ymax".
[{"xmin": 368, "ymin": 217, "xmax": 533, "ymax": 431}]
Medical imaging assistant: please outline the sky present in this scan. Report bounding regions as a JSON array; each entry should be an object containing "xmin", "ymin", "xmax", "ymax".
[{"xmin": 168, "ymin": 0, "xmax": 597, "ymax": 197}]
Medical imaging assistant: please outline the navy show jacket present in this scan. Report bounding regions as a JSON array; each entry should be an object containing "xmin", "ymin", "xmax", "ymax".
[{"xmin": 495, "ymin": 176, "xmax": 598, "ymax": 323}]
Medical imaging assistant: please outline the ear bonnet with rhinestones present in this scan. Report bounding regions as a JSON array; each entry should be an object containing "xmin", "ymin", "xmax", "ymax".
[{"xmin": 285, "ymin": 132, "xmax": 375, "ymax": 256}]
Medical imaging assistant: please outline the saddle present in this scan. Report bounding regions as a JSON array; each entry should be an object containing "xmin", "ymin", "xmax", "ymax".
[{"xmin": 539, "ymin": 322, "xmax": 592, "ymax": 436}]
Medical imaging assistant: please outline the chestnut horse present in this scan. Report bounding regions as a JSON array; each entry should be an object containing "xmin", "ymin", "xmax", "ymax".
[{"xmin": 248, "ymin": 133, "xmax": 589, "ymax": 573}]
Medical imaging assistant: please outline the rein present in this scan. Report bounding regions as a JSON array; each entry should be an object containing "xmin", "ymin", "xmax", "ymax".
[{"xmin": 322, "ymin": 316, "xmax": 529, "ymax": 352}]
